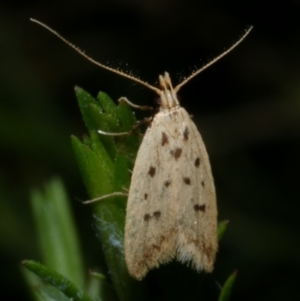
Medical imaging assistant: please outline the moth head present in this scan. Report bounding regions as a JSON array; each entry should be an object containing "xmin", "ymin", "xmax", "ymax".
[{"xmin": 157, "ymin": 72, "xmax": 180, "ymax": 110}]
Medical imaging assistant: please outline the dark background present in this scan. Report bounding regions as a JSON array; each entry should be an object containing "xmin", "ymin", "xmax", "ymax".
[{"xmin": 1, "ymin": 0, "xmax": 300, "ymax": 300}]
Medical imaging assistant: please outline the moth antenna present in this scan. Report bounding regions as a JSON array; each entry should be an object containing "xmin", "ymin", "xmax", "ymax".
[
  {"xmin": 174, "ymin": 26, "xmax": 253, "ymax": 93},
  {"xmin": 30, "ymin": 18, "xmax": 161, "ymax": 95}
]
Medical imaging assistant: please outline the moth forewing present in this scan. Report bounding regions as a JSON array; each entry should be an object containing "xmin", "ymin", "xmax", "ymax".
[{"xmin": 125, "ymin": 90, "xmax": 217, "ymax": 279}]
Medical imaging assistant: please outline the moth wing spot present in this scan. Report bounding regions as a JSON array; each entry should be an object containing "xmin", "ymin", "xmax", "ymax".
[
  {"xmin": 194, "ymin": 204, "xmax": 206, "ymax": 212},
  {"xmin": 183, "ymin": 177, "xmax": 191, "ymax": 185},
  {"xmin": 144, "ymin": 193, "xmax": 148, "ymax": 200},
  {"xmin": 170, "ymin": 148, "xmax": 182, "ymax": 160},
  {"xmin": 148, "ymin": 166, "xmax": 156, "ymax": 177},
  {"xmin": 149, "ymin": 236, "xmax": 166, "ymax": 253},
  {"xmin": 144, "ymin": 213, "xmax": 151, "ymax": 221},
  {"xmin": 194, "ymin": 157, "xmax": 200, "ymax": 167},
  {"xmin": 201, "ymin": 181, "xmax": 205, "ymax": 188},
  {"xmin": 143, "ymin": 211, "xmax": 161, "ymax": 222},
  {"xmin": 161, "ymin": 132, "xmax": 169, "ymax": 146},
  {"xmin": 153, "ymin": 211, "xmax": 161, "ymax": 219},
  {"xmin": 183, "ymin": 127, "xmax": 189, "ymax": 140},
  {"xmin": 164, "ymin": 180, "xmax": 171, "ymax": 187}
]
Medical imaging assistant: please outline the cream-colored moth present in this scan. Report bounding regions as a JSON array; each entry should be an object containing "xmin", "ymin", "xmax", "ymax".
[{"xmin": 30, "ymin": 19, "xmax": 252, "ymax": 280}]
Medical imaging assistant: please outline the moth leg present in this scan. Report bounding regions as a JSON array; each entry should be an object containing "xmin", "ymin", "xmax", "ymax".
[
  {"xmin": 118, "ymin": 97, "xmax": 153, "ymax": 111},
  {"xmin": 83, "ymin": 191, "xmax": 128, "ymax": 204},
  {"xmin": 98, "ymin": 116, "xmax": 152, "ymax": 136},
  {"xmin": 122, "ymin": 186, "xmax": 129, "ymax": 192},
  {"xmin": 99, "ymin": 97, "xmax": 153, "ymax": 136}
]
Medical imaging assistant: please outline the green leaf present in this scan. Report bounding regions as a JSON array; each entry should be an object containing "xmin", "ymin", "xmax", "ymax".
[
  {"xmin": 218, "ymin": 270, "xmax": 238, "ymax": 301},
  {"xmin": 93, "ymin": 154, "xmax": 136, "ymax": 301},
  {"xmin": 97, "ymin": 92, "xmax": 118, "ymax": 118},
  {"xmin": 22, "ymin": 260, "xmax": 93, "ymax": 301},
  {"xmin": 72, "ymin": 88, "xmax": 145, "ymax": 301},
  {"xmin": 30, "ymin": 178, "xmax": 84, "ymax": 288},
  {"xmin": 75, "ymin": 86, "xmax": 99, "ymax": 131},
  {"xmin": 71, "ymin": 134, "xmax": 114, "ymax": 198},
  {"xmin": 35, "ymin": 285, "xmax": 70, "ymax": 301},
  {"xmin": 75, "ymin": 87, "xmax": 119, "ymax": 160},
  {"xmin": 218, "ymin": 220, "xmax": 229, "ymax": 240},
  {"xmin": 22, "ymin": 271, "xmax": 70, "ymax": 301}
]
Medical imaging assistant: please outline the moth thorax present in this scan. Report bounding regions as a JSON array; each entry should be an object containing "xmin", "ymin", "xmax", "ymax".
[{"xmin": 158, "ymin": 72, "xmax": 180, "ymax": 110}]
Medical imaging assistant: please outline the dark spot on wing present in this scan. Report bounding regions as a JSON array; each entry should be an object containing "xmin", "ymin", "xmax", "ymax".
[
  {"xmin": 170, "ymin": 148, "xmax": 182, "ymax": 160},
  {"xmin": 164, "ymin": 180, "xmax": 171, "ymax": 187},
  {"xmin": 194, "ymin": 204, "xmax": 206, "ymax": 212},
  {"xmin": 183, "ymin": 127, "xmax": 189, "ymax": 140},
  {"xmin": 201, "ymin": 181, "xmax": 205, "ymax": 188},
  {"xmin": 183, "ymin": 177, "xmax": 191, "ymax": 185},
  {"xmin": 153, "ymin": 211, "xmax": 161, "ymax": 219},
  {"xmin": 195, "ymin": 157, "xmax": 200, "ymax": 167},
  {"xmin": 144, "ymin": 211, "xmax": 161, "ymax": 222},
  {"xmin": 174, "ymin": 148, "xmax": 182, "ymax": 159},
  {"xmin": 150, "ymin": 235, "xmax": 166, "ymax": 251},
  {"xmin": 161, "ymin": 132, "xmax": 169, "ymax": 146},
  {"xmin": 144, "ymin": 193, "xmax": 148, "ymax": 200},
  {"xmin": 148, "ymin": 166, "xmax": 156, "ymax": 177},
  {"xmin": 152, "ymin": 244, "xmax": 161, "ymax": 251},
  {"xmin": 144, "ymin": 214, "xmax": 151, "ymax": 221}
]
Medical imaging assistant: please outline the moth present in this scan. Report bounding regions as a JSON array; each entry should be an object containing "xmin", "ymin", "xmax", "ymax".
[
  {"xmin": 124, "ymin": 71, "xmax": 218, "ymax": 280},
  {"xmin": 30, "ymin": 19, "xmax": 252, "ymax": 280}
]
